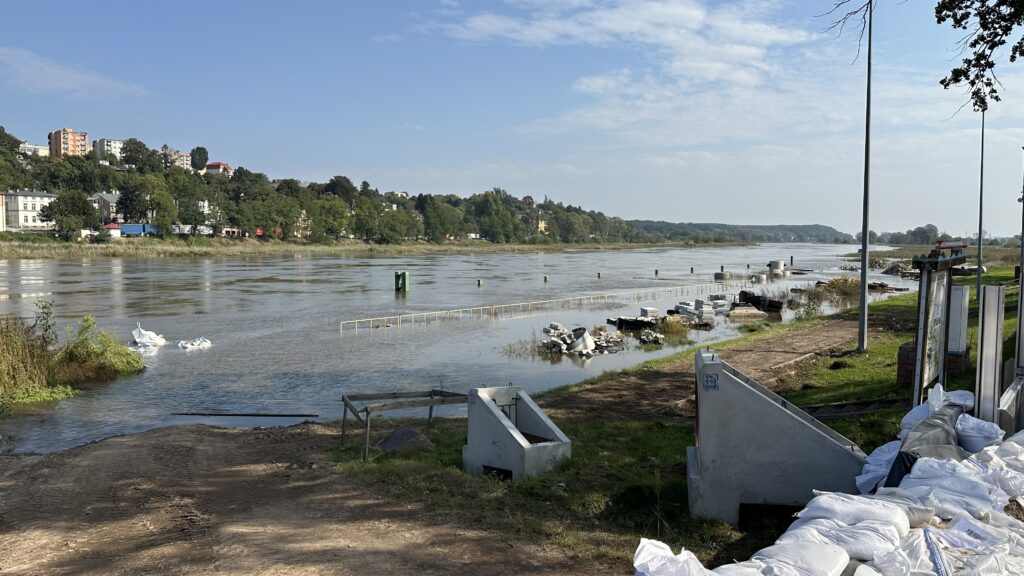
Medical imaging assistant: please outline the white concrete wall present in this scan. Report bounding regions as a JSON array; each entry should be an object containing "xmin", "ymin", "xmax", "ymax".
[
  {"xmin": 462, "ymin": 387, "xmax": 571, "ymax": 479},
  {"xmin": 688, "ymin": 350, "xmax": 867, "ymax": 524}
]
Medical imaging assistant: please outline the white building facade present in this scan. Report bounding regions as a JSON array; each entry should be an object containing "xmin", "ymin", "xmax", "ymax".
[
  {"xmin": 93, "ymin": 138, "xmax": 124, "ymax": 160},
  {"xmin": 18, "ymin": 143, "xmax": 49, "ymax": 157},
  {"xmin": 0, "ymin": 193, "xmax": 6, "ymax": 232},
  {"xmin": 5, "ymin": 189, "xmax": 57, "ymax": 231}
]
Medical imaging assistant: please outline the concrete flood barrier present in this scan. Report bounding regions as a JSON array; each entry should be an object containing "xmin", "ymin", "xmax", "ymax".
[
  {"xmin": 463, "ymin": 386, "xmax": 571, "ymax": 480},
  {"xmin": 687, "ymin": 350, "xmax": 867, "ymax": 524}
]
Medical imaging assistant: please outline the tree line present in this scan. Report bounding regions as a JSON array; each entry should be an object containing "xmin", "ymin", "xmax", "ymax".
[{"xmin": 0, "ymin": 126, "xmax": 641, "ymax": 244}]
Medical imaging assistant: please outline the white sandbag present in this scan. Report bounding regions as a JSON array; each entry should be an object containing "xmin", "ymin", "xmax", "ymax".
[
  {"xmin": 927, "ymin": 383, "xmax": 946, "ymax": 413},
  {"xmin": 863, "ymin": 488, "xmax": 935, "ymax": 529},
  {"xmin": 775, "ymin": 517, "xmax": 901, "ymax": 561},
  {"xmin": 956, "ymin": 414, "xmax": 1005, "ymax": 453},
  {"xmin": 711, "ymin": 561, "xmax": 800, "ymax": 576},
  {"xmin": 857, "ymin": 441, "xmax": 902, "ymax": 495},
  {"xmin": 871, "ymin": 529, "xmax": 952, "ymax": 576},
  {"xmin": 945, "ymin": 390, "xmax": 975, "ymax": 412},
  {"xmin": 900, "ymin": 403, "xmax": 931, "ymax": 434},
  {"xmin": 132, "ymin": 322, "xmax": 166, "ymax": 347},
  {"xmin": 967, "ymin": 448, "xmax": 1024, "ymax": 498},
  {"xmin": 750, "ymin": 542, "xmax": 849, "ymax": 576},
  {"xmin": 798, "ymin": 492, "xmax": 910, "ymax": 537},
  {"xmin": 899, "ymin": 458, "xmax": 1008, "ymax": 520},
  {"xmin": 633, "ymin": 538, "xmax": 712, "ymax": 576},
  {"xmin": 850, "ymin": 565, "xmax": 882, "ymax": 576}
]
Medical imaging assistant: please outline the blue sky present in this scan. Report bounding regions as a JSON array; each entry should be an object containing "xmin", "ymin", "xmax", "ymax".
[{"xmin": 2, "ymin": 0, "xmax": 1023, "ymax": 236}]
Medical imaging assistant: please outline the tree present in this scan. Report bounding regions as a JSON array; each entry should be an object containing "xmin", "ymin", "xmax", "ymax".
[
  {"xmin": 0, "ymin": 125, "xmax": 21, "ymax": 154},
  {"xmin": 120, "ymin": 138, "xmax": 162, "ymax": 173},
  {"xmin": 149, "ymin": 185, "xmax": 178, "ymax": 237},
  {"xmin": 352, "ymin": 196, "xmax": 379, "ymax": 240},
  {"xmin": 190, "ymin": 146, "xmax": 209, "ymax": 171},
  {"xmin": 325, "ymin": 175, "xmax": 359, "ymax": 207},
  {"xmin": 38, "ymin": 190, "xmax": 101, "ymax": 239},
  {"xmin": 117, "ymin": 175, "xmax": 152, "ymax": 222},
  {"xmin": 936, "ymin": 0, "xmax": 1024, "ymax": 110}
]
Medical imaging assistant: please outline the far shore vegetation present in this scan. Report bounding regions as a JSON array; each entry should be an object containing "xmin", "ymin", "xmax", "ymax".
[{"xmin": 0, "ymin": 300, "xmax": 144, "ymax": 412}]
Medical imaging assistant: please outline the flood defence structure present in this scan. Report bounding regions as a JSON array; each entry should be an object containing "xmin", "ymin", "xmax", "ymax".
[
  {"xmin": 687, "ymin": 350, "xmax": 867, "ymax": 524},
  {"xmin": 463, "ymin": 386, "xmax": 571, "ymax": 480}
]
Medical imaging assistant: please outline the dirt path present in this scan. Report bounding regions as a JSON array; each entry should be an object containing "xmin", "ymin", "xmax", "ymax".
[
  {"xmin": 0, "ymin": 423, "xmax": 580, "ymax": 576},
  {"xmin": 541, "ymin": 319, "xmax": 857, "ymax": 422}
]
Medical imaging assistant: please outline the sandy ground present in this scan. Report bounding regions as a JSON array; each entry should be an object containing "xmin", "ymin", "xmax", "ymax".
[
  {"xmin": 0, "ymin": 424, "xmax": 578, "ymax": 576},
  {"xmin": 0, "ymin": 319, "xmax": 860, "ymax": 575}
]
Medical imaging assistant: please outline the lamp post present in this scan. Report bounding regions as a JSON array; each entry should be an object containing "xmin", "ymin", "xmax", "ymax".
[
  {"xmin": 976, "ymin": 110, "xmax": 985, "ymax": 299},
  {"xmin": 857, "ymin": 0, "xmax": 874, "ymax": 353}
]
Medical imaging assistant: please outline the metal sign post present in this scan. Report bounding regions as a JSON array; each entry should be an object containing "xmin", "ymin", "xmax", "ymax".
[{"xmin": 911, "ymin": 242, "xmax": 967, "ymax": 405}]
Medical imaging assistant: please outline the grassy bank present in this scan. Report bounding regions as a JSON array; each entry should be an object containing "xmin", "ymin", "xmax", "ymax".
[
  {"xmin": 0, "ymin": 305, "xmax": 144, "ymax": 411},
  {"xmin": 854, "ymin": 244, "xmax": 1021, "ymax": 268},
  {"xmin": 0, "ymin": 235, "xmax": 742, "ymax": 260},
  {"xmin": 331, "ymin": 267, "xmax": 1017, "ymax": 568}
]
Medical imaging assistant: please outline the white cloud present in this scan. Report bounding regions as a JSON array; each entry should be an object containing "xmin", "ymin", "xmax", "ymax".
[{"xmin": 0, "ymin": 46, "xmax": 148, "ymax": 99}]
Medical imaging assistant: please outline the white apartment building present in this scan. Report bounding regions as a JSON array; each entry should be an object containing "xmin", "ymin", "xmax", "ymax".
[
  {"xmin": 93, "ymin": 138, "xmax": 124, "ymax": 160},
  {"xmin": 169, "ymin": 150, "xmax": 191, "ymax": 171},
  {"xmin": 5, "ymin": 189, "xmax": 57, "ymax": 231},
  {"xmin": 18, "ymin": 143, "xmax": 49, "ymax": 157}
]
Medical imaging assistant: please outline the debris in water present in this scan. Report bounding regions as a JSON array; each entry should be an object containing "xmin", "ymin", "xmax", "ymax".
[
  {"xmin": 639, "ymin": 329, "xmax": 664, "ymax": 345},
  {"xmin": 129, "ymin": 322, "xmax": 166, "ymax": 353},
  {"xmin": 177, "ymin": 337, "xmax": 212, "ymax": 351},
  {"xmin": 539, "ymin": 322, "xmax": 623, "ymax": 357}
]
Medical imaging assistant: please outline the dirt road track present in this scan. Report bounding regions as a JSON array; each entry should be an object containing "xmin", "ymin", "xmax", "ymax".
[{"xmin": 0, "ymin": 424, "xmax": 579, "ymax": 576}]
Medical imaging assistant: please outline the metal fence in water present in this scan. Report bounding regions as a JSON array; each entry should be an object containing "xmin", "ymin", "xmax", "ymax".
[{"xmin": 338, "ymin": 279, "xmax": 753, "ymax": 334}]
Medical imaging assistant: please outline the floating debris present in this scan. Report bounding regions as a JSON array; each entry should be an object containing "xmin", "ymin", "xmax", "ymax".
[
  {"xmin": 129, "ymin": 322, "xmax": 166, "ymax": 354},
  {"xmin": 639, "ymin": 329, "xmax": 664, "ymax": 345},
  {"xmin": 177, "ymin": 337, "xmax": 212, "ymax": 351},
  {"xmin": 539, "ymin": 323, "xmax": 624, "ymax": 357}
]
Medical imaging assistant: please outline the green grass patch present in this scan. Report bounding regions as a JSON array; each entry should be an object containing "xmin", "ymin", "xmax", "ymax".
[{"xmin": 0, "ymin": 303, "xmax": 144, "ymax": 413}]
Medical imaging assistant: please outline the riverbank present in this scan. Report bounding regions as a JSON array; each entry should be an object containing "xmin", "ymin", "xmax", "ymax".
[
  {"xmin": 5, "ymin": 272, "xmax": 1002, "ymax": 574},
  {"xmin": 0, "ymin": 236, "xmax": 750, "ymax": 260}
]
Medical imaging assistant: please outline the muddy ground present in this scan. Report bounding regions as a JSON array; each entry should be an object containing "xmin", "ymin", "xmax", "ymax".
[{"xmin": 0, "ymin": 319, "xmax": 860, "ymax": 575}]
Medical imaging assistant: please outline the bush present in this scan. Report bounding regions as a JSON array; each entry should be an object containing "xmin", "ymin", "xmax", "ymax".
[{"xmin": 50, "ymin": 316, "xmax": 145, "ymax": 386}]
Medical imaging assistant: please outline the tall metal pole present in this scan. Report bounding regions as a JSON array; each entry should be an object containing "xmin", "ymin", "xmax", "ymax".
[
  {"xmin": 857, "ymin": 1, "xmax": 874, "ymax": 353},
  {"xmin": 976, "ymin": 109, "xmax": 985, "ymax": 298}
]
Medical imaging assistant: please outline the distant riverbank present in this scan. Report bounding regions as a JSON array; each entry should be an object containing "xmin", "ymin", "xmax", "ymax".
[{"xmin": 0, "ymin": 236, "xmax": 751, "ymax": 259}]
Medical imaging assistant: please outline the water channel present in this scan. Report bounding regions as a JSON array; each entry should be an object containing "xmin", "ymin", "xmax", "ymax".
[{"xmin": 0, "ymin": 243, "xmax": 915, "ymax": 453}]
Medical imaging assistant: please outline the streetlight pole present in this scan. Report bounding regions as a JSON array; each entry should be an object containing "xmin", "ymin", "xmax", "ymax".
[
  {"xmin": 976, "ymin": 109, "xmax": 985, "ymax": 298},
  {"xmin": 857, "ymin": 0, "xmax": 874, "ymax": 353}
]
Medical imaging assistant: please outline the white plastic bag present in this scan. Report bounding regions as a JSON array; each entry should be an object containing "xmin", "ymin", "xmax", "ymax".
[
  {"xmin": 857, "ymin": 441, "xmax": 901, "ymax": 494},
  {"xmin": 956, "ymin": 414, "xmax": 1004, "ymax": 453},
  {"xmin": 776, "ymin": 517, "xmax": 901, "ymax": 561},
  {"xmin": 751, "ymin": 543, "xmax": 849, "ymax": 576},
  {"xmin": 633, "ymin": 539, "xmax": 712, "ymax": 576},
  {"xmin": 898, "ymin": 458, "xmax": 1008, "ymax": 520},
  {"xmin": 871, "ymin": 529, "xmax": 952, "ymax": 576},
  {"xmin": 132, "ymin": 322, "xmax": 166, "ymax": 347}
]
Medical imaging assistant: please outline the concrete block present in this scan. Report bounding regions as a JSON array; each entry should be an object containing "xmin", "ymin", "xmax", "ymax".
[
  {"xmin": 688, "ymin": 350, "xmax": 866, "ymax": 525},
  {"xmin": 462, "ymin": 387, "xmax": 571, "ymax": 479}
]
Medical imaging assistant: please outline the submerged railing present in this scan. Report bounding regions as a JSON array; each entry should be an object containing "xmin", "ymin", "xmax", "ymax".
[{"xmin": 338, "ymin": 279, "xmax": 752, "ymax": 334}]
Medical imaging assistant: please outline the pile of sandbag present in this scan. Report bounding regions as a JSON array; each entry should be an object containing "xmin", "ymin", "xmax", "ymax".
[{"xmin": 633, "ymin": 387, "xmax": 1024, "ymax": 576}]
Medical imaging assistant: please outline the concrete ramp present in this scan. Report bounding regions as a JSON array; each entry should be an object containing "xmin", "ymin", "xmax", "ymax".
[
  {"xmin": 688, "ymin": 350, "xmax": 867, "ymax": 524},
  {"xmin": 463, "ymin": 387, "xmax": 571, "ymax": 479}
]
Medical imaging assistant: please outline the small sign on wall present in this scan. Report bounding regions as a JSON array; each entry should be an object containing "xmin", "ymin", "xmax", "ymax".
[{"xmin": 704, "ymin": 373, "xmax": 719, "ymax": 391}]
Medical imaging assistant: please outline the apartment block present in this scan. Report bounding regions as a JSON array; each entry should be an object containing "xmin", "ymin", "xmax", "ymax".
[
  {"xmin": 93, "ymin": 138, "xmax": 124, "ymax": 160},
  {"xmin": 5, "ymin": 189, "xmax": 57, "ymax": 231},
  {"xmin": 18, "ymin": 143, "xmax": 49, "ymax": 157},
  {"xmin": 48, "ymin": 128, "xmax": 90, "ymax": 158}
]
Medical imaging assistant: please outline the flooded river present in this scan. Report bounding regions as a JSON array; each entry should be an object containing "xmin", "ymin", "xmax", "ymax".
[{"xmin": 0, "ymin": 243, "xmax": 914, "ymax": 453}]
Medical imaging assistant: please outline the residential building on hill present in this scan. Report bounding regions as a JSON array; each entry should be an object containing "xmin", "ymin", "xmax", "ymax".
[
  {"xmin": 18, "ymin": 143, "xmax": 49, "ymax": 157},
  {"xmin": 93, "ymin": 138, "xmax": 124, "ymax": 160},
  {"xmin": 205, "ymin": 161, "xmax": 233, "ymax": 176},
  {"xmin": 5, "ymin": 189, "xmax": 57, "ymax": 231},
  {"xmin": 169, "ymin": 150, "xmax": 191, "ymax": 171},
  {"xmin": 89, "ymin": 192, "xmax": 122, "ymax": 224},
  {"xmin": 48, "ymin": 128, "xmax": 90, "ymax": 158}
]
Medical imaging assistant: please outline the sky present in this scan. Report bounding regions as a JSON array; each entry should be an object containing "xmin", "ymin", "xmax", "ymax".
[{"xmin": 2, "ymin": 0, "xmax": 1023, "ymax": 236}]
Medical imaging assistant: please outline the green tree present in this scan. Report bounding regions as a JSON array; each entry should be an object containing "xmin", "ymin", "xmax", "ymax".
[
  {"xmin": 120, "ymin": 138, "xmax": 162, "ymax": 173},
  {"xmin": 352, "ymin": 196, "xmax": 379, "ymax": 240},
  {"xmin": 0, "ymin": 125, "xmax": 21, "ymax": 154},
  {"xmin": 149, "ymin": 185, "xmax": 178, "ymax": 238},
  {"xmin": 326, "ymin": 175, "xmax": 359, "ymax": 207},
  {"xmin": 38, "ymin": 190, "xmax": 101, "ymax": 239},
  {"xmin": 189, "ymin": 146, "xmax": 209, "ymax": 171},
  {"xmin": 936, "ymin": 0, "xmax": 1024, "ymax": 110},
  {"xmin": 422, "ymin": 197, "xmax": 464, "ymax": 243},
  {"xmin": 316, "ymin": 196, "xmax": 351, "ymax": 238},
  {"xmin": 117, "ymin": 175, "xmax": 152, "ymax": 222}
]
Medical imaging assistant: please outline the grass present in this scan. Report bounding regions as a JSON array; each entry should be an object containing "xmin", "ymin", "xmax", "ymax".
[
  {"xmin": 0, "ymin": 305, "xmax": 145, "ymax": 412},
  {"xmin": 0, "ymin": 236, "xmax": 741, "ymax": 260},
  {"xmin": 330, "ymin": 267, "xmax": 1015, "ymax": 568}
]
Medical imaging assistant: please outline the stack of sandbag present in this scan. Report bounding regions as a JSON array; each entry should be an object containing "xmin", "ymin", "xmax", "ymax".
[
  {"xmin": 632, "ymin": 540, "xmax": 853, "ymax": 576},
  {"xmin": 898, "ymin": 384, "xmax": 975, "ymax": 440},
  {"xmin": 898, "ymin": 457, "xmax": 1010, "ymax": 520},
  {"xmin": 856, "ymin": 441, "xmax": 901, "ymax": 495}
]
